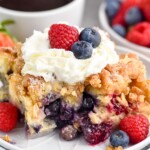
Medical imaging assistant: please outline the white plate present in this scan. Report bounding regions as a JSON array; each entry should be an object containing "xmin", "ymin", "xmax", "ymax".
[
  {"xmin": 99, "ymin": 2, "xmax": 150, "ymax": 56},
  {"xmin": 0, "ymin": 46, "xmax": 150, "ymax": 150}
]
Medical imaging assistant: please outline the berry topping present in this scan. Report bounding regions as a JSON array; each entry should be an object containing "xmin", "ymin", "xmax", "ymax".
[
  {"xmin": 44, "ymin": 99, "xmax": 60, "ymax": 118},
  {"xmin": 60, "ymin": 125, "xmax": 78, "ymax": 141},
  {"xmin": 79, "ymin": 28, "xmax": 101, "ymax": 48},
  {"xmin": 119, "ymin": 114, "xmax": 149, "ymax": 144},
  {"xmin": 106, "ymin": 0, "xmax": 120, "ymax": 19},
  {"xmin": 112, "ymin": 24, "xmax": 126, "ymax": 37},
  {"xmin": 81, "ymin": 117, "xmax": 113, "ymax": 145},
  {"xmin": 60, "ymin": 103, "xmax": 74, "ymax": 121},
  {"xmin": 141, "ymin": 0, "xmax": 150, "ymax": 22},
  {"xmin": 107, "ymin": 96, "xmax": 128, "ymax": 115},
  {"xmin": 55, "ymin": 117, "xmax": 72, "ymax": 129},
  {"xmin": 0, "ymin": 102, "xmax": 18, "ymax": 132},
  {"xmin": 81, "ymin": 93, "xmax": 95, "ymax": 111},
  {"xmin": 110, "ymin": 130, "xmax": 129, "ymax": 148},
  {"xmin": 48, "ymin": 24, "xmax": 79, "ymax": 50},
  {"xmin": 126, "ymin": 22, "xmax": 150, "ymax": 47},
  {"xmin": 71, "ymin": 41, "xmax": 93, "ymax": 59},
  {"xmin": 125, "ymin": 7, "xmax": 143, "ymax": 26}
]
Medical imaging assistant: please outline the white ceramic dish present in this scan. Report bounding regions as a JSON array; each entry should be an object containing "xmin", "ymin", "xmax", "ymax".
[
  {"xmin": 0, "ymin": 0, "xmax": 85, "ymax": 41},
  {"xmin": 0, "ymin": 46, "xmax": 150, "ymax": 150},
  {"xmin": 99, "ymin": 2, "xmax": 150, "ymax": 57}
]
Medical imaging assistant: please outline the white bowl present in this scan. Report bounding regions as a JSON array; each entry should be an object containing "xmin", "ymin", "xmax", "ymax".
[
  {"xmin": 0, "ymin": 0, "xmax": 85, "ymax": 41},
  {"xmin": 99, "ymin": 2, "xmax": 150, "ymax": 57}
]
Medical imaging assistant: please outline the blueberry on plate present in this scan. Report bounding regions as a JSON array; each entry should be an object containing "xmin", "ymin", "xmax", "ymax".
[
  {"xmin": 112, "ymin": 24, "xmax": 126, "ymax": 37},
  {"xmin": 106, "ymin": 0, "xmax": 120, "ymax": 19},
  {"xmin": 60, "ymin": 125, "xmax": 78, "ymax": 141},
  {"xmin": 110, "ymin": 130, "xmax": 129, "ymax": 148},
  {"xmin": 125, "ymin": 7, "xmax": 143, "ymax": 26},
  {"xmin": 71, "ymin": 41, "xmax": 93, "ymax": 59},
  {"xmin": 79, "ymin": 28, "xmax": 101, "ymax": 48}
]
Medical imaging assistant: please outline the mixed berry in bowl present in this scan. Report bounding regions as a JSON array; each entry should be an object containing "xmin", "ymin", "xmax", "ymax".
[{"xmin": 105, "ymin": 0, "xmax": 150, "ymax": 48}]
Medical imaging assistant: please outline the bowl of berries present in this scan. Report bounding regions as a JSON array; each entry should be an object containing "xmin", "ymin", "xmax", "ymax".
[{"xmin": 99, "ymin": 0, "xmax": 150, "ymax": 56}]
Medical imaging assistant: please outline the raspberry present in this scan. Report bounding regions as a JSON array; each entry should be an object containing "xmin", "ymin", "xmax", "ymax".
[
  {"xmin": 126, "ymin": 22, "xmax": 150, "ymax": 47},
  {"xmin": 81, "ymin": 117, "xmax": 113, "ymax": 145},
  {"xmin": 119, "ymin": 114, "xmax": 149, "ymax": 144},
  {"xmin": 0, "ymin": 102, "xmax": 18, "ymax": 132},
  {"xmin": 48, "ymin": 24, "xmax": 79, "ymax": 50},
  {"xmin": 112, "ymin": 0, "xmax": 142, "ymax": 26},
  {"xmin": 107, "ymin": 96, "xmax": 128, "ymax": 115},
  {"xmin": 141, "ymin": 0, "xmax": 150, "ymax": 22}
]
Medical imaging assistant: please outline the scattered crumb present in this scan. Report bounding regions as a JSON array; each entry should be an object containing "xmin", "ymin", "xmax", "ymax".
[
  {"xmin": 106, "ymin": 145, "xmax": 123, "ymax": 150},
  {"xmin": 0, "ymin": 135, "xmax": 11, "ymax": 143}
]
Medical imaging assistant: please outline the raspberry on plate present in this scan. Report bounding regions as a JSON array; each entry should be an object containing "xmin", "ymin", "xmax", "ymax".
[
  {"xmin": 0, "ymin": 102, "xmax": 18, "ymax": 132},
  {"xmin": 112, "ymin": 0, "xmax": 142, "ymax": 26},
  {"xmin": 119, "ymin": 114, "xmax": 149, "ymax": 144},
  {"xmin": 126, "ymin": 22, "xmax": 150, "ymax": 47},
  {"xmin": 48, "ymin": 24, "xmax": 79, "ymax": 50}
]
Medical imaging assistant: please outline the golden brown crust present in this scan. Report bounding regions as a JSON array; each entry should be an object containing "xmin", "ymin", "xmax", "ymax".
[
  {"xmin": 86, "ymin": 53, "xmax": 150, "ymax": 124},
  {"xmin": 85, "ymin": 53, "xmax": 146, "ymax": 95}
]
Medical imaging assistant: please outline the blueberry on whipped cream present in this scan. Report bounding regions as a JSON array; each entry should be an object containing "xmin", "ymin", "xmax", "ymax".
[
  {"xmin": 79, "ymin": 28, "xmax": 101, "ymax": 48},
  {"xmin": 71, "ymin": 41, "xmax": 93, "ymax": 59},
  {"xmin": 21, "ymin": 23, "xmax": 119, "ymax": 84}
]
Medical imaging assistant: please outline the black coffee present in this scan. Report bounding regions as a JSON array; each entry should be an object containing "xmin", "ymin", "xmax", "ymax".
[{"xmin": 0, "ymin": 0, "xmax": 73, "ymax": 12}]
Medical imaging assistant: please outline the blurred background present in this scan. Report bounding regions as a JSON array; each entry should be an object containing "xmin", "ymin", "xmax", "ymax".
[{"xmin": 82, "ymin": 0, "xmax": 102, "ymax": 27}]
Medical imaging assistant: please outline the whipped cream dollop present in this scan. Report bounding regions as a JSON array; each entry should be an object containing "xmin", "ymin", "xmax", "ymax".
[{"xmin": 21, "ymin": 27, "xmax": 119, "ymax": 84}]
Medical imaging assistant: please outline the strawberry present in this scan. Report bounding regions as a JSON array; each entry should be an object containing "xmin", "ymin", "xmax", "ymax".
[
  {"xmin": 112, "ymin": 0, "xmax": 142, "ymax": 26},
  {"xmin": 0, "ymin": 20, "xmax": 15, "ymax": 48},
  {"xmin": 48, "ymin": 24, "xmax": 79, "ymax": 50},
  {"xmin": 126, "ymin": 22, "xmax": 150, "ymax": 47},
  {"xmin": 0, "ymin": 102, "xmax": 18, "ymax": 132},
  {"xmin": 141, "ymin": 0, "xmax": 150, "ymax": 22},
  {"xmin": 119, "ymin": 114, "xmax": 149, "ymax": 144},
  {"xmin": 0, "ymin": 32, "xmax": 15, "ymax": 47}
]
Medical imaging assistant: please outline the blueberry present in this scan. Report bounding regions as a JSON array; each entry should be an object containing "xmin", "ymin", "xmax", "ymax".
[
  {"xmin": 82, "ymin": 93, "xmax": 95, "ymax": 111},
  {"xmin": 112, "ymin": 24, "xmax": 126, "ymax": 37},
  {"xmin": 106, "ymin": 1, "xmax": 120, "ymax": 19},
  {"xmin": 55, "ymin": 117, "xmax": 72, "ymax": 129},
  {"xmin": 125, "ymin": 7, "xmax": 143, "ymax": 26},
  {"xmin": 79, "ymin": 28, "xmax": 101, "ymax": 48},
  {"xmin": 110, "ymin": 130, "xmax": 129, "ymax": 148},
  {"xmin": 44, "ymin": 99, "xmax": 60, "ymax": 117},
  {"xmin": 60, "ymin": 103, "xmax": 74, "ymax": 121},
  {"xmin": 71, "ymin": 41, "xmax": 93, "ymax": 59},
  {"xmin": 60, "ymin": 125, "xmax": 78, "ymax": 141}
]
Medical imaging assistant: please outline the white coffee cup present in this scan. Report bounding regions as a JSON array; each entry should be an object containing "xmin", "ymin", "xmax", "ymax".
[{"xmin": 0, "ymin": 0, "xmax": 85, "ymax": 41}]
